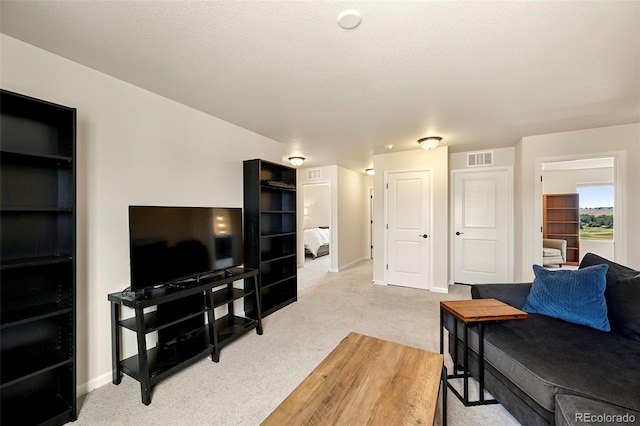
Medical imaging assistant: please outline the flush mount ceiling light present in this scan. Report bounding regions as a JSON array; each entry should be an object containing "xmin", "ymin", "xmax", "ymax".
[
  {"xmin": 337, "ymin": 9, "xmax": 362, "ymax": 29},
  {"xmin": 365, "ymin": 168, "xmax": 374, "ymax": 176},
  {"xmin": 418, "ymin": 136, "xmax": 442, "ymax": 150},
  {"xmin": 384, "ymin": 144, "xmax": 394, "ymax": 150},
  {"xmin": 288, "ymin": 156, "xmax": 305, "ymax": 167}
]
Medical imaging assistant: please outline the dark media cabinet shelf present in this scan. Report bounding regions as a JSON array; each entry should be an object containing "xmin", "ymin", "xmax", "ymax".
[
  {"xmin": 244, "ymin": 159, "xmax": 298, "ymax": 318},
  {"xmin": 108, "ymin": 267, "xmax": 262, "ymax": 405},
  {"xmin": 1, "ymin": 89, "xmax": 77, "ymax": 426}
]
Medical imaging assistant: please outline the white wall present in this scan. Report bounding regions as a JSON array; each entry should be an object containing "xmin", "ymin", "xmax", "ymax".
[
  {"xmin": 303, "ymin": 183, "xmax": 330, "ymax": 228},
  {"xmin": 449, "ymin": 147, "xmax": 515, "ymax": 170},
  {"xmin": 372, "ymin": 146, "xmax": 449, "ymax": 293},
  {"xmin": 542, "ymin": 167, "xmax": 613, "ymax": 194},
  {"xmin": 516, "ymin": 123, "xmax": 640, "ymax": 281},
  {"xmin": 337, "ymin": 166, "xmax": 369, "ymax": 269},
  {"xmin": 1, "ymin": 34, "xmax": 284, "ymax": 394}
]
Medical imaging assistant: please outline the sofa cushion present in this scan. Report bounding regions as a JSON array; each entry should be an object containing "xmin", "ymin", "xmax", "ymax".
[
  {"xmin": 523, "ymin": 264, "xmax": 610, "ymax": 332},
  {"xmin": 578, "ymin": 253, "xmax": 640, "ymax": 340},
  {"xmin": 457, "ymin": 314, "xmax": 640, "ymax": 413},
  {"xmin": 471, "ymin": 283, "xmax": 532, "ymax": 310},
  {"xmin": 579, "ymin": 252, "xmax": 637, "ymax": 279},
  {"xmin": 555, "ymin": 394, "xmax": 640, "ymax": 426},
  {"xmin": 604, "ymin": 273, "xmax": 640, "ymax": 342}
]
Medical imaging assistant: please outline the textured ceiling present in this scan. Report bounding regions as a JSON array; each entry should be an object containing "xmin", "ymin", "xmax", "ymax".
[{"xmin": 1, "ymin": 1, "xmax": 639, "ymax": 172}]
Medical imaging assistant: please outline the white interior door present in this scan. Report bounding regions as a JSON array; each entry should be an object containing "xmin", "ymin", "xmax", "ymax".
[
  {"xmin": 453, "ymin": 169, "xmax": 511, "ymax": 284},
  {"xmin": 386, "ymin": 171, "xmax": 430, "ymax": 289}
]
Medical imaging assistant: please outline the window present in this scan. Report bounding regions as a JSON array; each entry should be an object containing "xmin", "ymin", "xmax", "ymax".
[{"xmin": 577, "ymin": 185, "xmax": 614, "ymax": 241}]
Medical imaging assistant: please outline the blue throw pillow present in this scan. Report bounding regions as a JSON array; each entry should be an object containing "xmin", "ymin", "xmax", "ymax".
[{"xmin": 523, "ymin": 264, "xmax": 610, "ymax": 332}]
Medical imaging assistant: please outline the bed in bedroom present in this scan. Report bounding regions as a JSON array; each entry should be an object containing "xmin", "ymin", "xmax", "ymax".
[{"xmin": 304, "ymin": 227, "xmax": 330, "ymax": 258}]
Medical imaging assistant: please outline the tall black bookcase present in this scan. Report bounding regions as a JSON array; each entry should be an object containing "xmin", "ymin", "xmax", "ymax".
[
  {"xmin": 0, "ymin": 89, "xmax": 77, "ymax": 425},
  {"xmin": 243, "ymin": 159, "xmax": 297, "ymax": 317}
]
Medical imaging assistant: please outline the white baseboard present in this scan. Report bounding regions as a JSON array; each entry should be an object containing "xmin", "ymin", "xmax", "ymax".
[
  {"xmin": 372, "ymin": 279, "xmax": 387, "ymax": 286},
  {"xmin": 337, "ymin": 257, "xmax": 369, "ymax": 272},
  {"xmin": 78, "ymin": 371, "xmax": 112, "ymax": 396},
  {"xmin": 430, "ymin": 286, "xmax": 449, "ymax": 294}
]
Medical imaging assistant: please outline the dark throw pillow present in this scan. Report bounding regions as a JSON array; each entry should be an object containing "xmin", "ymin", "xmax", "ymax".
[
  {"xmin": 605, "ymin": 273, "xmax": 640, "ymax": 341},
  {"xmin": 523, "ymin": 264, "xmax": 610, "ymax": 332},
  {"xmin": 578, "ymin": 252, "xmax": 640, "ymax": 340},
  {"xmin": 579, "ymin": 252, "xmax": 637, "ymax": 283}
]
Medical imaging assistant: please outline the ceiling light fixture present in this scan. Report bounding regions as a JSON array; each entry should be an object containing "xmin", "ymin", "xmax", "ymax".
[
  {"xmin": 384, "ymin": 144, "xmax": 394, "ymax": 150},
  {"xmin": 337, "ymin": 9, "xmax": 362, "ymax": 29},
  {"xmin": 288, "ymin": 156, "xmax": 305, "ymax": 167},
  {"xmin": 365, "ymin": 168, "xmax": 374, "ymax": 176},
  {"xmin": 418, "ymin": 136, "xmax": 442, "ymax": 150}
]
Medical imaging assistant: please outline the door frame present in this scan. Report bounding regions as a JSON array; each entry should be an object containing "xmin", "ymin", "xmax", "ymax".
[
  {"xmin": 368, "ymin": 186, "xmax": 374, "ymax": 259},
  {"xmin": 383, "ymin": 167, "xmax": 434, "ymax": 290},
  {"xmin": 534, "ymin": 151, "xmax": 627, "ymax": 266},
  {"xmin": 299, "ymin": 180, "xmax": 337, "ymax": 272},
  {"xmin": 449, "ymin": 166, "xmax": 514, "ymax": 285}
]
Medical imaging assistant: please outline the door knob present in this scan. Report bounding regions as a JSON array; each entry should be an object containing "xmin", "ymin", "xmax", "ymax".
[
  {"xmin": 455, "ymin": 231, "xmax": 464, "ymax": 236},
  {"xmin": 419, "ymin": 234, "xmax": 428, "ymax": 238}
]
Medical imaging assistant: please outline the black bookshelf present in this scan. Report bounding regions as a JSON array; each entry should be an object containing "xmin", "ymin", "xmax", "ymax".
[
  {"xmin": 0, "ymin": 89, "xmax": 77, "ymax": 425},
  {"xmin": 243, "ymin": 159, "xmax": 298, "ymax": 318}
]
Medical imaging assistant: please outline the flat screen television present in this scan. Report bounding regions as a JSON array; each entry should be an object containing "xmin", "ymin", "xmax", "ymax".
[{"xmin": 128, "ymin": 206, "xmax": 244, "ymax": 292}]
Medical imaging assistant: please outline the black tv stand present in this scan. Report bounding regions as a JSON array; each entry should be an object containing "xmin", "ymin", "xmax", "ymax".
[{"xmin": 108, "ymin": 267, "xmax": 261, "ymax": 405}]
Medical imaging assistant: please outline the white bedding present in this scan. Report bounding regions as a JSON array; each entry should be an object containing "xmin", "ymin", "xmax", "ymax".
[{"xmin": 304, "ymin": 228, "xmax": 330, "ymax": 257}]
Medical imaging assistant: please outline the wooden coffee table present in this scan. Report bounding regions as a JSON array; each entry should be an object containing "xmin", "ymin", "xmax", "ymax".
[
  {"xmin": 262, "ymin": 332, "xmax": 446, "ymax": 425},
  {"xmin": 439, "ymin": 298, "xmax": 527, "ymax": 406}
]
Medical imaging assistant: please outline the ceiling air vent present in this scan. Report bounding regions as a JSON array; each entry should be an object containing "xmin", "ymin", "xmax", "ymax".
[
  {"xmin": 467, "ymin": 151, "xmax": 494, "ymax": 167},
  {"xmin": 306, "ymin": 168, "xmax": 322, "ymax": 180}
]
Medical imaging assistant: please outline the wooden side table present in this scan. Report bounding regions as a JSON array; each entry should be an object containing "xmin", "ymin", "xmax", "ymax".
[{"xmin": 439, "ymin": 298, "xmax": 527, "ymax": 406}]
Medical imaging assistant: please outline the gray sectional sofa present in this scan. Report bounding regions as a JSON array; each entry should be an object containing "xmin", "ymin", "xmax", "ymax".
[{"xmin": 447, "ymin": 253, "xmax": 640, "ymax": 425}]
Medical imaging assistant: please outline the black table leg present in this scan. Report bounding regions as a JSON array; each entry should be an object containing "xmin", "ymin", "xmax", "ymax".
[
  {"xmin": 478, "ymin": 322, "xmax": 485, "ymax": 403},
  {"xmin": 206, "ymin": 289, "xmax": 220, "ymax": 363},
  {"xmin": 453, "ymin": 318, "xmax": 459, "ymax": 374},
  {"xmin": 463, "ymin": 322, "xmax": 469, "ymax": 405},
  {"xmin": 110, "ymin": 302, "xmax": 122, "ymax": 385},
  {"xmin": 442, "ymin": 365, "xmax": 448, "ymax": 426},
  {"xmin": 253, "ymin": 275, "xmax": 263, "ymax": 335},
  {"xmin": 134, "ymin": 306, "xmax": 151, "ymax": 405},
  {"xmin": 439, "ymin": 308, "xmax": 444, "ymax": 355}
]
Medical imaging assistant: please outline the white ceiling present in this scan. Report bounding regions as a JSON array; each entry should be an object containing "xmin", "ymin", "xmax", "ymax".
[{"xmin": 1, "ymin": 1, "xmax": 639, "ymax": 173}]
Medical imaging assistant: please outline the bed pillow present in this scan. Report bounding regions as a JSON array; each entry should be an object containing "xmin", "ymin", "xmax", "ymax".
[{"xmin": 523, "ymin": 264, "xmax": 610, "ymax": 332}]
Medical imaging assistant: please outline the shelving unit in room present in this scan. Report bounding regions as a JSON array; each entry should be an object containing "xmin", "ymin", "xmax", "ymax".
[
  {"xmin": 543, "ymin": 193, "xmax": 580, "ymax": 265},
  {"xmin": 0, "ymin": 89, "xmax": 77, "ymax": 425},
  {"xmin": 243, "ymin": 159, "xmax": 298, "ymax": 318},
  {"xmin": 107, "ymin": 268, "xmax": 262, "ymax": 405}
]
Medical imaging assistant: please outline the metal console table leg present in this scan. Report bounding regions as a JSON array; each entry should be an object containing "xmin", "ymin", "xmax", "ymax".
[{"xmin": 441, "ymin": 310, "xmax": 498, "ymax": 407}]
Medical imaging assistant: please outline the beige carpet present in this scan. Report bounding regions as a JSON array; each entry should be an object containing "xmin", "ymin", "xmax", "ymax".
[{"xmin": 76, "ymin": 259, "xmax": 520, "ymax": 425}]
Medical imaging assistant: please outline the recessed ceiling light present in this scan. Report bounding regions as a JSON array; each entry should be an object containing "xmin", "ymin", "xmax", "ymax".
[
  {"xmin": 337, "ymin": 9, "xmax": 362, "ymax": 30},
  {"xmin": 384, "ymin": 144, "xmax": 394, "ymax": 150}
]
